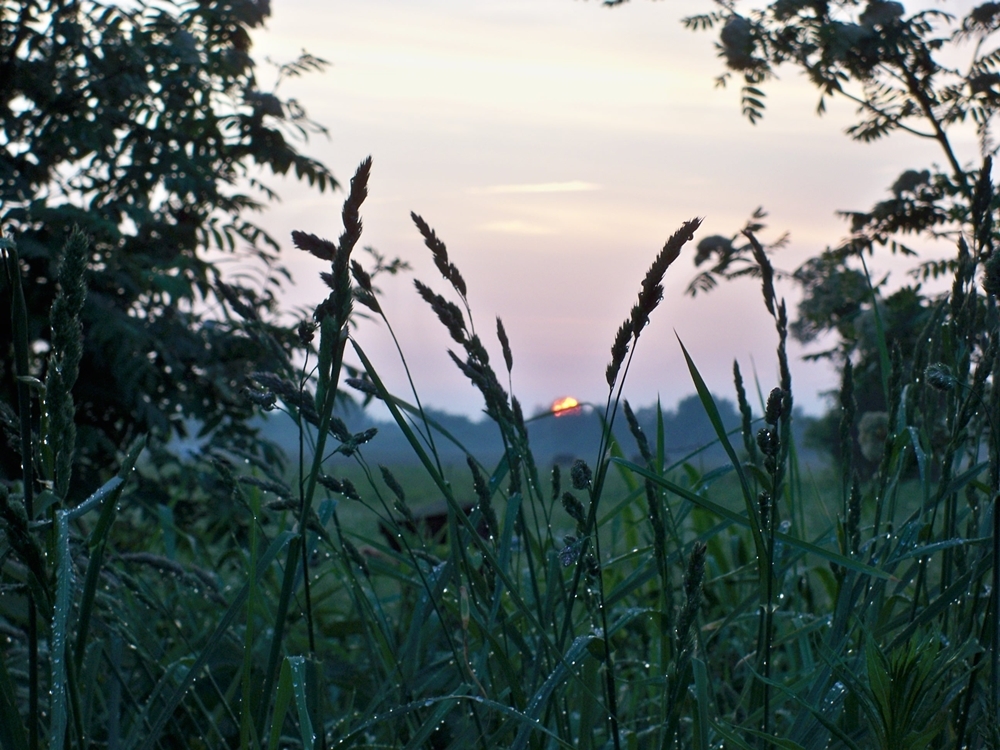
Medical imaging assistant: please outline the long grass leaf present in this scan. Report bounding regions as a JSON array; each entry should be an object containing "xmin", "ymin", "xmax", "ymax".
[
  {"xmin": 510, "ymin": 635, "xmax": 597, "ymax": 750},
  {"xmin": 74, "ymin": 437, "xmax": 145, "ymax": 668},
  {"xmin": 256, "ymin": 536, "xmax": 303, "ymax": 739},
  {"xmin": 400, "ymin": 697, "xmax": 457, "ymax": 750},
  {"xmin": 677, "ymin": 337, "xmax": 768, "ymax": 587},
  {"xmin": 50, "ymin": 507, "xmax": 81, "ymax": 750},
  {"xmin": 266, "ymin": 658, "xmax": 295, "ymax": 750},
  {"xmin": 691, "ymin": 657, "xmax": 711, "ymax": 750},
  {"xmin": 287, "ymin": 656, "xmax": 315, "ymax": 750}
]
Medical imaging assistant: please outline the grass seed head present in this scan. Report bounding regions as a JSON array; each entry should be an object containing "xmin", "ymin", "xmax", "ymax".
[
  {"xmin": 496, "ymin": 316, "xmax": 513, "ymax": 373},
  {"xmin": 764, "ymin": 387, "xmax": 783, "ymax": 425},
  {"xmin": 571, "ymin": 459, "xmax": 592, "ymax": 490},
  {"xmin": 415, "ymin": 280, "xmax": 467, "ymax": 345},
  {"xmin": 562, "ymin": 492, "xmax": 586, "ymax": 529},
  {"xmin": 345, "ymin": 377, "xmax": 379, "ymax": 397},
  {"xmin": 380, "ymin": 465, "xmax": 405, "ymax": 503},
  {"xmin": 623, "ymin": 400, "xmax": 652, "ymax": 464},
  {"xmin": 924, "ymin": 362, "xmax": 957, "ymax": 391},
  {"xmin": 630, "ymin": 217, "xmax": 703, "ymax": 337},
  {"xmin": 606, "ymin": 319, "xmax": 633, "ymax": 387},
  {"xmin": 339, "ymin": 157, "xmax": 371, "ymax": 256},
  {"xmin": 291, "ymin": 230, "xmax": 337, "ymax": 262},
  {"xmin": 318, "ymin": 474, "xmax": 361, "ymax": 501},
  {"xmin": 411, "ymin": 211, "xmax": 468, "ymax": 297}
]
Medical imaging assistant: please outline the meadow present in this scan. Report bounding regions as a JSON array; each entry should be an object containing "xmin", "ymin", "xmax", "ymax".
[{"xmin": 2, "ymin": 154, "xmax": 1000, "ymax": 750}]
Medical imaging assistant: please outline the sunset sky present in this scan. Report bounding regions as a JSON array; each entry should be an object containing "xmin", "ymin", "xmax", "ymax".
[{"xmin": 246, "ymin": 0, "xmax": 976, "ymax": 420}]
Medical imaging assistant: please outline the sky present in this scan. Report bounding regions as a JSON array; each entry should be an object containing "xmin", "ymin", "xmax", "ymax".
[{"xmin": 244, "ymin": 0, "xmax": 977, "ymax": 420}]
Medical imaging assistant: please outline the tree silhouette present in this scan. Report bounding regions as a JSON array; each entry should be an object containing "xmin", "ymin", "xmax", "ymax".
[{"xmin": 1, "ymin": 0, "xmax": 339, "ymax": 488}]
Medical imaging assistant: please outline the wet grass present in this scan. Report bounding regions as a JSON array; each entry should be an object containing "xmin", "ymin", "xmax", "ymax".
[{"xmin": 3, "ymin": 157, "xmax": 1000, "ymax": 749}]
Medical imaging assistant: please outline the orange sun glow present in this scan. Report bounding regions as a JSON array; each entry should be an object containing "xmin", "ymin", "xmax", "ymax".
[{"xmin": 551, "ymin": 396, "xmax": 581, "ymax": 417}]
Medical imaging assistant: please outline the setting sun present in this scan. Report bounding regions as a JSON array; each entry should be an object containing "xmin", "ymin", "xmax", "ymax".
[{"xmin": 551, "ymin": 396, "xmax": 581, "ymax": 417}]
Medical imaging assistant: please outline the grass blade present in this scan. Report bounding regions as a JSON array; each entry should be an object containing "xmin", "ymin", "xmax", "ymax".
[
  {"xmin": 677, "ymin": 336, "xmax": 768, "ymax": 588},
  {"xmin": 266, "ymin": 658, "xmax": 295, "ymax": 750},
  {"xmin": 74, "ymin": 436, "xmax": 145, "ymax": 670},
  {"xmin": 138, "ymin": 531, "xmax": 295, "ymax": 750},
  {"xmin": 287, "ymin": 656, "xmax": 315, "ymax": 750}
]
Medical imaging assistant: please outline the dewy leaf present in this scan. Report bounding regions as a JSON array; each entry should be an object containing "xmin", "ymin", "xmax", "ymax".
[{"xmin": 287, "ymin": 656, "xmax": 315, "ymax": 750}]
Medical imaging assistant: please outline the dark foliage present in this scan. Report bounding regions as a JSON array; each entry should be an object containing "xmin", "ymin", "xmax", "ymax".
[{"xmin": 0, "ymin": 0, "xmax": 337, "ymax": 492}]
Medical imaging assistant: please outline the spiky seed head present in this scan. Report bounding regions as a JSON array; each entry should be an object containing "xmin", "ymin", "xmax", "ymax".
[
  {"xmin": 411, "ymin": 211, "xmax": 467, "ymax": 296},
  {"xmin": 345, "ymin": 377, "xmax": 379, "ymax": 397},
  {"xmin": 756, "ymin": 427, "xmax": 778, "ymax": 457},
  {"xmin": 342, "ymin": 538, "xmax": 370, "ymax": 577},
  {"xmin": 607, "ymin": 319, "xmax": 633, "ymax": 387},
  {"xmin": 243, "ymin": 386, "xmax": 276, "ymax": 410},
  {"xmin": 924, "ymin": 363, "xmax": 957, "ymax": 391},
  {"xmin": 562, "ymin": 492, "xmax": 586, "ymax": 527},
  {"xmin": 297, "ymin": 319, "xmax": 316, "ymax": 344},
  {"xmin": 744, "ymin": 229, "xmax": 775, "ymax": 316},
  {"xmin": 571, "ymin": 459, "xmax": 592, "ymax": 490},
  {"xmin": 560, "ymin": 536, "xmax": 583, "ymax": 567},
  {"xmin": 764, "ymin": 387, "xmax": 783, "ymax": 425},
  {"xmin": 496, "ymin": 317, "xmax": 513, "ymax": 373},
  {"xmin": 414, "ymin": 280, "xmax": 467, "ymax": 344},
  {"xmin": 623, "ymin": 400, "xmax": 652, "ymax": 463},
  {"xmin": 291, "ymin": 230, "xmax": 337, "ymax": 261},
  {"xmin": 351, "ymin": 259, "xmax": 373, "ymax": 292},
  {"xmin": 630, "ymin": 217, "xmax": 703, "ymax": 337},
  {"xmin": 380, "ymin": 465, "xmax": 405, "ymax": 505},
  {"xmin": 329, "ymin": 417, "xmax": 351, "ymax": 442},
  {"xmin": 339, "ymin": 157, "xmax": 371, "ymax": 256},
  {"xmin": 319, "ymin": 475, "xmax": 361, "ymax": 501},
  {"xmin": 758, "ymin": 490, "xmax": 771, "ymax": 529}
]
